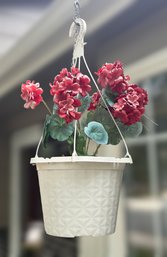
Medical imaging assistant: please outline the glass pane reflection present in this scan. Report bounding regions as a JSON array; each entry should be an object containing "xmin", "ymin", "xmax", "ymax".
[
  {"xmin": 124, "ymin": 145, "xmax": 149, "ymax": 197},
  {"xmin": 141, "ymin": 73, "xmax": 167, "ymax": 133},
  {"xmin": 157, "ymin": 142, "xmax": 167, "ymax": 194}
]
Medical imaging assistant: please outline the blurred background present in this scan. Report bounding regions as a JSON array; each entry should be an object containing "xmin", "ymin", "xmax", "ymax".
[{"xmin": 0, "ymin": 0, "xmax": 167, "ymax": 256}]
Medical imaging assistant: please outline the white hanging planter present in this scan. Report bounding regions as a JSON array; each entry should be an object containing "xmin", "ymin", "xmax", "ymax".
[
  {"xmin": 18, "ymin": 0, "xmax": 148, "ymax": 239},
  {"xmin": 29, "ymin": 13, "xmax": 135, "ymax": 237},
  {"xmin": 31, "ymin": 155, "xmax": 132, "ymax": 237}
]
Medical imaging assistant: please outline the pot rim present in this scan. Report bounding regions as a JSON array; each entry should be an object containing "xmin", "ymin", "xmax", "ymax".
[{"xmin": 31, "ymin": 155, "xmax": 132, "ymax": 164}]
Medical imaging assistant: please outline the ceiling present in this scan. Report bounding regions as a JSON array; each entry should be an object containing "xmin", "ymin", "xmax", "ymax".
[
  {"xmin": 0, "ymin": 0, "xmax": 167, "ymax": 133},
  {"xmin": 0, "ymin": 0, "xmax": 140, "ymax": 98},
  {"xmin": 0, "ymin": 0, "xmax": 54, "ymax": 57}
]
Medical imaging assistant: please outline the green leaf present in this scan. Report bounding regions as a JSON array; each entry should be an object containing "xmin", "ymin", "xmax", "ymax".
[
  {"xmin": 107, "ymin": 121, "xmax": 143, "ymax": 145},
  {"xmin": 53, "ymin": 104, "xmax": 58, "ymax": 113},
  {"xmin": 87, "ymin": 110, "xmax": 95, "ymax": 123},
  {"xmin": 84, "ymin": 121, "xmax": 108, "ymax": 144},
  {"xmin": 42, "ymin": 115, "xmax": 52, "ymax": 147},
  {"xmin": 92, "ymin": 106, "xmax": 114, "ymax": 130},
  {"xmin": 108, "ymin": 126, "xmax": 121, "ymax": 145},
  {"xmin": 67, "ymin": 136, "xmax": 74, "ymax": 155},
  {"xmin": 103, "ymin": 87, "xmax": 118, "ymax": 106},
  {"xmin": 49, "ymin": 119, "xmax": 74, "ymax": 141},
  {"xmin": 87, "ymin": 107, "xmax": 118, "ymax": 145},
  {"xmin": 76, "ymin": 133, "xmax": 87, "ymax": 155},
  {"xmin": 86, "ymin": 104, "xmax": 143, "ymax": 146},
  {"xmin": 121, "ymin": 122, "xmax": 143, "ymax": 138},
  {"xmin": 42, "ymin": 114, "xmax": 74, "ymax": 142},
  {"xmin": 78, "ymin": 94, "xmax": 91, "ymax": 113}
]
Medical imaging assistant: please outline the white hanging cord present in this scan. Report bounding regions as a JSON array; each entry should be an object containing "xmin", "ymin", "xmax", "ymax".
[
  {"xmin": 70, "ymin": 3, "xmax": 131, "ymax": 159},
  {"xmin": 82, "ymin": 55, "xmax": 131, "ymax": 158},
  {"xmin": 70, "ymin": 6, "xmax": 87, "ymax": 157},
  {"xmin": 35, "ymin": 135, "xmax": 43, "ymax": 157},
  {"xmin": 72, "ymin": 121, "xmax": 78, "ymax": 156},
  {"xmin": 78, "ymin": 56, "xmax": 81, "ymax": 70},
  {"xmin": 72, "ymin": 57, "xmax": 81, "ymax": 157},
  {"xmin": 144, "ymin": 113, "xmax": 159, "ymax": 126},
  {"xmin": 35, "ymin": 124, "xmax": 46, "ymax": 157}
]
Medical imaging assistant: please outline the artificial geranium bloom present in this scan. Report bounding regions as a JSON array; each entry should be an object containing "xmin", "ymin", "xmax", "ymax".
[
  {"xmin": 50, "ymin": 81, "xmax": 64, "ymax": 96},
  {"xmin": 58, "ymin": 97, "xmax": 81, "ymax": 123},
  {"xmin": 71, "ymin": 66, "xmax": 80, "ymax": 75},
  {"xmin": 112, "ymin": 97, "xmax": 126, "ymax": 111},
  {"xmin": 51, "ymin": 79, "xmax": 81, "ymax": 99},
  {"xmin": 95, "ymin": 63, "xmax": 113, "ymax": 87},
  {"xmin": 49, "ymin": 67, "xmax": 92, "ymax": 123},
  {"xmin": 63, "ymin": 78, "xmax": 81, "ymax": 96},
  {"xmin": 21, "ymin": 80, "xmax": 43, "ymax": 109},
  {"xmin": 50, "ymin": 67, "xmax": 91, "ymax": 98},
  {"xmin": 53, "ymin": 91, "xmax": 69, "ymax": 104},
  {"xmin": 95, "ymin": 61, "xmax": 129, "ymax": 94},
  {"xmin": 55, "ymin": 68, "xmax": 69, "ymax": 82},
  {"xmin": 127, "ymin": 84, "xmax": 148, "ymax": 106},
  {"xmin": 76, "ymin": 73, "xmax": 91, "ymax": 96},
  {"xmin": 113, "ymin": 109, "xmax": 128, "ymax": 124},
  {"xmin": 112, "ymin": 84, "xmax": 148, "ymax": 125},
  {"xmin": 20, "ymin": 61, "xmax": 149, "ymax": 153},
  {"xmin": 88, "ymin": 91, "xmax": 101, "ymax": 110}
]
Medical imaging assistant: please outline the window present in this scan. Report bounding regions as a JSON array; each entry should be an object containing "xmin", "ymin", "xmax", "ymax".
[{"xmin": 124, "ymin": 70, "xmax": 167, "ymax": 257}]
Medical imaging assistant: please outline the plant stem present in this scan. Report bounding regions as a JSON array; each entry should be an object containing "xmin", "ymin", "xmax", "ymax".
[
  {"xmin": 77, "ymin": 120, "xmax": 81, "ymax": 134},
  {"xmin": 93, "ymin": 144, "xmax": 101, "ymax": 156},
  {"xmin": 42, "ymin": 100, "xmax": 52, "ymax": 115},
  {"xmin": 86, "ymin": 138, "xmax": 90, "ymax": 154}
]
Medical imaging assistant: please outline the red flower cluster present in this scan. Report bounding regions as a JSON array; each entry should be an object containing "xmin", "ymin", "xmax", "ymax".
[
  {"xmin": 21, "ymin": 80, "xmax": 43, "ymax": 109},
  {"xmin": 20, "ymin": 61, "xmax": 148, "ymax": 129},
  {"xmin": 88, "ymin": 92, "xmax": 101, "ymax": 110},
  {"xmin": 50, "ymin": 67, "xmax": 91, "ymax": 123},
  {"xmin": 95, "ymin": 61, "xmax": 148, "ymax": 125},
  {"xmin": 112, "ymin": 84, "xmax": 148, "ymax": 125},
  {"xmin": 95, "ymin": 61, "xmax": 130, "ymax": 94}
]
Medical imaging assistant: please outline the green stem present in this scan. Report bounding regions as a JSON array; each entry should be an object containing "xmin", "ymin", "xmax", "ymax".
[
  {"xmin": 77, "ymin": 120, "xmax": 81, "ymax": 134},
  {"xmin": 86, "ymin": 138, "xmax": 90, "ymax": 154},
  {"xmin": 42, "ymin": 100, "xmax": 52, "ymax": 115},
  {"xmin": 93, "ymin": 144, "xmax": 101, "ymax": 156}
]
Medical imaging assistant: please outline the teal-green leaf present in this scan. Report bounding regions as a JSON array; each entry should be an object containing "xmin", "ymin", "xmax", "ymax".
[
  {"xmin": 53, "ymin": 104, "xmax": 58, "ymax": 113},
  {"xmin": 78, "ymin": 94, "xmax": 91, "ymax": 113},
  {"xmin": 84, "ymin": 121, "xmax": 108, "ymax": 144},
  {"xmin": 121, "ymin": 122, "xmax": 143, "ymax": 137},
  {"xmin": 91, "ymin": 106, "xmax": 114, "ymax": 129},
  {"xmin": 102, "ymin": 87, "xmax": 118, "ymax": 106},
  {"xmin": 49, "ymin": 121, "xmax": 74, "ymax": 141},
  {"xmin": 76, "ymin": 133, "xmax": 87, "ymax": 155},
  {"xmin": 42, "ymin": 114, "xmax": 52, "ymax": 147}
]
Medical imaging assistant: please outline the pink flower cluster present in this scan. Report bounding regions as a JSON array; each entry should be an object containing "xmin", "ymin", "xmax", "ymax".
[
  {"xmin": 112, "ymin": 85, "xmax": 148, "ymax": 125},
  {"xmin": 96, "ymin": 61, "xmax": 148, "ymax": 125},
  {"xmin": 20, "ymin": 61, "xmax": 148, "ymax": 127},
  {"xmin": 50, "ymin": 67, "xmax": 91, "ymax": 123},
  {"xmin": 95, "ymin": 61, "xmax": 130, "ymax": 94},
  {"xmin": 21, "ymin": 80, "xmax": 43, "ymax": 109},
  {"xmin": 88, "ymin": 92, "xmax": 101, "ymax": 111}
]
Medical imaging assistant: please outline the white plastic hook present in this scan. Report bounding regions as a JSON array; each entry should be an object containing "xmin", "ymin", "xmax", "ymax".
[{"xmin": 69, "ymin": 18, "xmax": 87, "ymax": 65}]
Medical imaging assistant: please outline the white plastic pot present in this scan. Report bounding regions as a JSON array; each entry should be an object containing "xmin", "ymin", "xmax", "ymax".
[{"xmin": 31, "ymin": 155, "xmax": 132, "ymax": 237}]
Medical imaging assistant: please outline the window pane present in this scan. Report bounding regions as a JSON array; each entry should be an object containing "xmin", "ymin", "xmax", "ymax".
[
  {"xmin": 141, "ymin": 73, "xmax": 167, "ymax": 133},
  {"xmin": 129, "ymin": 246, "xmax": 154, "ymax": 257},
  {"xmin": 153, "ymin": 75, "xmax": 167, "ymax": 132},
  {"xmin": 124, "ymin": 145, "xmax": 149, "ymax": 197},
  {"xmin": 157, "ymin": 142, "xmax": 167, "ymax": 193}
]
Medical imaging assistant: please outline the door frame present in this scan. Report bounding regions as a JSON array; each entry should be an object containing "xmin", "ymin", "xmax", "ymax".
[{"xmin": 8, "ymin": 124, "xmax": 42, "ymax": 257}]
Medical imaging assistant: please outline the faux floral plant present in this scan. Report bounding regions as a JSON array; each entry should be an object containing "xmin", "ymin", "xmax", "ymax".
[{"xmin": 21, "ymin": 60, "xmax": 148, "ymax": 156}]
